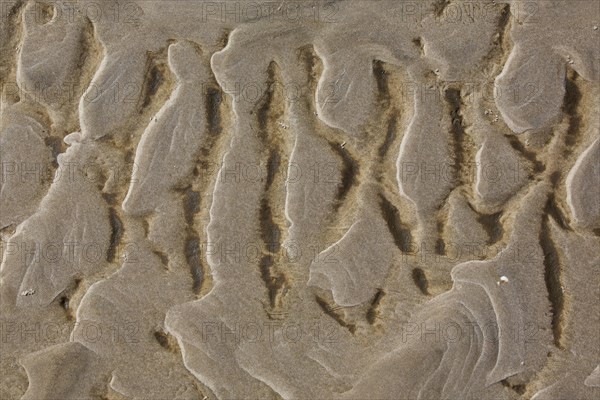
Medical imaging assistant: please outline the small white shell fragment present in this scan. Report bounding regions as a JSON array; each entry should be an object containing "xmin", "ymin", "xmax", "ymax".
[{"xmin": 497, "ymin": 276, "xmax": 509, "ymax": 285}]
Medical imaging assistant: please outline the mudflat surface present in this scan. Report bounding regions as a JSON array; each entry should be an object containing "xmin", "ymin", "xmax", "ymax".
[{"xmin": 1, "ymin": 1, "xmax": 599, "ymax": 399}]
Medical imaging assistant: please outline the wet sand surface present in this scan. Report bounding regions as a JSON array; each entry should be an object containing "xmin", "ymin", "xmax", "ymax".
[{"xmin": 1, "ymin": 1, "xmax": 599, "ymax": 399}]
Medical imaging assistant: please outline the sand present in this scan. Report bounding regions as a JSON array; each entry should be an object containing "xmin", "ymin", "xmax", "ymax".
[{"xmin": 1, "ymin": 1, "xmax": 599, "ymax": 399}]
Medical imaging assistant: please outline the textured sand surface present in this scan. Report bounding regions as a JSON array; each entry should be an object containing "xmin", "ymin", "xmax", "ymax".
[{"xmin": 1, "ymin": 1, "xmax": 599, "ymax": 399}]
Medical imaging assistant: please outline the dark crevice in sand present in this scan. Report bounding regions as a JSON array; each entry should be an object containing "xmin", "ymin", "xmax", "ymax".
[
  {"xmin": 260, "ymin": 255, "xmax": 287, "ymax": 309},
  {"xmin": 255, "ymin": 62, "xmax": 277, "ymax": 135},
  {"xmin": 153, "ymin": 329, "xmax": 181, "ymax": 354},
  {"xmin": 0, "ymin": 224, "xmax": 17, "ymax": 237},
  {"xmin": 505, "ymin": 135, "xmax": 544, "ymax": 174},
  {"xmin": 139, "ymin": 48, "xmax": 171, "ymax": 115},
  {"xmin": 411, "ymin": 268, "xmax": 430, "ymax": 296},
  {"xmin": 190, "ymin": 63, "xmax": 230, "ymax": 297},
  {"xmin": 437, "ymin": 87, "xmax": 470, "ymax": 256},
  {"xmin": 115, "ymin": 45, "xmax": 173, "ymax": 150},
  {"xmin": 561, "ymin": 71, "xmax": 583, "ymax": 158},
  {"xmin": 412, "ymin": 37, "xmax": 425, "ymax": 56},
  {"xmin": 373, "ymin": 60, "xmax": 390, "ymax": 107},
  {"xmin": 545, "ymin": 193, "xmax": 571, "ymax": 231},
  {"xmin": 378, "ymin": 113, "xmax": 397, "ymax": 158},
  {"xmin": 141, "ymin": 219, "xmax": 150, "ymax": 238},
  {"xmin": 315, "ymin": 295, "xmax": 356, "ymax": 334},
  {"xmin": 59, "ymin": 296, "xmax": 70, "ymax": 312},
  {"xmin": 435, "ymin": 238, "xmax": 446, "ymax": 256},
  {"xmin": 141, "ymin": 65, "xmax": 164, "ymax": 109},
  {"xmin": 258, "ymin": 195, "xmax": 286, "ymax": 309},
  {"xmin": 183, "ymin": 188, "xmax": 203, "ymax": 295},
  {"xmin": 260, "ymin": 199, "xmax": 281, "ymax": 254},
  {"xmin": 378, "ymin": 193, "xmax": 413, "ymax": 253},
  {"xmin": 147, "ymin": 65, "xmax": 163, "ymax": 96},
  {"xmin": 500, "ymin": 378, "xmax": 526, "ymax": 395},
  {"xmin": 549, "ymin": 171, "xmax": 560, "ymax": 188},
  {"xmin": 445, "ymin": 88, "xmax": 466, "ymax": 183},
  {"xmin": 217, "ymin": 29, "xmax": 231, "ymax": 50},
  {"xmin": 55, "ymin": 278, "xmax": 81, "ymax": 321},
  {"xmin": 299, "ymin": 45, "xmax": 320, "ymax": 101},
  {"xmin": 153, "ymin": 250, "xmax": 169, "ymax": 270},
  {"xmin": 299, "ymin": 44, "xmax": 317, "ymax": 73},
  {"xmin": 366, "ymin": 289, "xmax": 385, "ymax": 324},
  {"xmin": 206, "ymin": 86, "xmax": 222, "ymax": 135},
  {"xmin": 434, "ymin": 218, "xmax": 447, "ymax": 256},
  {"xmin": 480, "ymin": 4, "xmax": 511, "ymax": 67},
  {"xmin": 88, "ymin": 41, "xmax": 168, "ymax": 169},
  {"xmin": 252, "ymin": 60, "xmax": 290, "ymax": 312},
  {"xmin": 101, "ymin": 193, "xmax": 116, "ymax": 205},
  {"xmin": 106, "ymin": 208, "xmax": 123, "ymax": 263},
  {"xmin": 89, "ymin": 152, "xmax": 130, "ymax": 303},
  {"xmin": 43, "ymin": 136, "xmax": 63, "ymax": 169},
  {"xmin": 124, "ymin": 148, "xmax": 134, "ymax": 167},
  {"xmin": 185, "ymin": 235, "xmax": 202, "ymax": 295},
  {"xmin": 183, "ymin": 188, "xmax": 200, "ymax": 225},
  {"xmin": 329, "ymin": 142, "xmax": 359, "ymax": 209},
  {"xmin": 36, "ymin": 2, "xmax": 55, "ymax": 23},
  {"xmin": 154, "ymin": 330, "xmax": 171, "ymax": 349},
  {"xmin": 495, "ymin": 5, "xmax": 511, "ymax": 43},
  {"xmin": 0, "ymin": 0, "xmax": 25, "ymax": 85},
  {"xmin": 475, "ymin": 209, "xmax": 504, "ymax": 245},
  {"xmin": 265, "ymin": 150, "xmax": 280, "ymax": 191},
  {"xmin": 433, "ymin": 0, "xmax": 451, "ymax": 17},
  {"xmin": 540, "ymin": 204, "xmax": 565, "ymax": 350}
]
